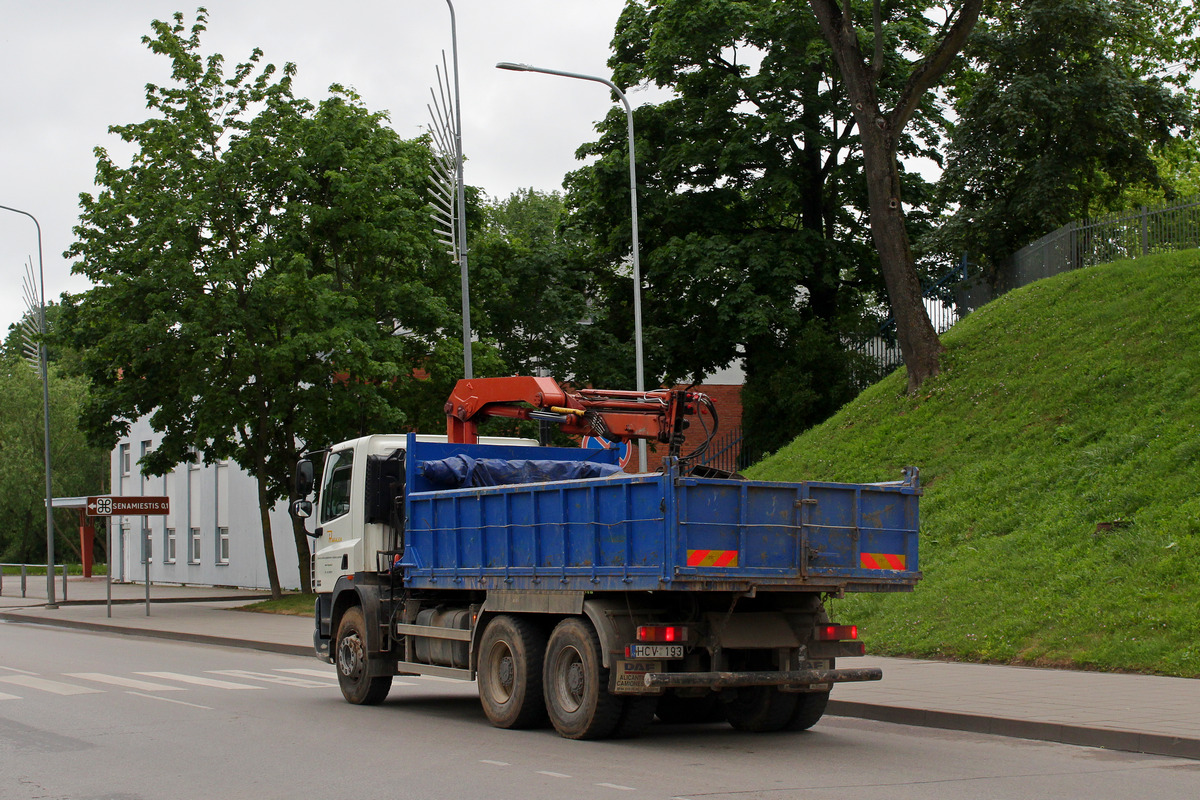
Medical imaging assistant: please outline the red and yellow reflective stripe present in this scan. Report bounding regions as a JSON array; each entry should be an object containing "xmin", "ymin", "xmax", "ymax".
[
  {"xmin": 687, "ymin": 549, "xmax": 739, "ymax": 567},
  {"xmin": 860, "ymin": 552, "xmax": 906, "ymax": 570}
]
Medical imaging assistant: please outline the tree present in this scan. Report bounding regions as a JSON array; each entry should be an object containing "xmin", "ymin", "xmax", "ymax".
[
  {"xmin": 470, "ymin": 189, "xmax": 627, "ymax": 385},
  {"xmin": 566, "ymin": 0, "xmax": 943, "ymax": 454},
  {"xmin": 59, "ymin": 11, "xmax": 460, "ymax": 597},
  {"xmin": 0, "ymin": 317, "xmax": 109, "ymax": 565},
  {"xmin": 809, "ymin": 0, "xmax": 983, "ymax": 391},
  {"xmin": 934, "ymin": 0, "xmax": 1199, "ymax": 274}
]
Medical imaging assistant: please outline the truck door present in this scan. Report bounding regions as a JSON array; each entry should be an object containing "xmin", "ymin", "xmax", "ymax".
[{"xmin": 313, "ymin": 447, "xmax": 357, "ymax": 589}]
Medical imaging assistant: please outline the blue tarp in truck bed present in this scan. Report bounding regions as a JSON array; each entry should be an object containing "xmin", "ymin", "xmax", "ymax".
[{"xmin": 400, "ymin": 434, "xmax": 920, "ymax": 594}]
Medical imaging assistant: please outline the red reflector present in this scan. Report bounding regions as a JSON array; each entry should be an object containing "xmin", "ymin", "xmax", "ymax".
[
  {"xmin": 636, "ymin": 625, "xmax": 688, "ymax": 642},
  {"xmin": 815, "ymin": 624, "xmax": 858, "ymax": 641}
]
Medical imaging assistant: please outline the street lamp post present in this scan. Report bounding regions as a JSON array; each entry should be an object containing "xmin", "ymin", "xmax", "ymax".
[
  {"xmin": 1, "ymin": 203, "xmax": 56, "ymax": 608},
  {"xmin": 495, "ymin": 62, "xmax": 648, "ymax": 473}
]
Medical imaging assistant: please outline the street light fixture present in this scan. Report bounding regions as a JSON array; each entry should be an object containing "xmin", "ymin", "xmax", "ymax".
[
  {"xmin": 1, "ymin": 203, "xmax": 56, "ymax": 608},
  {"xmin": 495, "ymin": 61, "xmax": 648, "ymax": 473}
]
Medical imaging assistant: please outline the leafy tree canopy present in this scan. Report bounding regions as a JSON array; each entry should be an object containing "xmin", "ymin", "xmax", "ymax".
[
  {"xmin": 565, "ymin": 0, "xmax": 949, "ymax": 453},
  {"xmin": 58, "ymin": 11, "xmax": 463, "ymax": 595},
  {"xmin": 935, "ymin": 0, "xmax": 1199, "ymax": 273}
]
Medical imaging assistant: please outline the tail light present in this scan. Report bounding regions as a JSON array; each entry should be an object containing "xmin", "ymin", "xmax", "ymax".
[
  {"xmin": 815, "ymin": 624, "xmax": 858, "ymax": 641},
  {"xmin": 636, "ymin": 625, "xmax": 688, "ymax": 642}
]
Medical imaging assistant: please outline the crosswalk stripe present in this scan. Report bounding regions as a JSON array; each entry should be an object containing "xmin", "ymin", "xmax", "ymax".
[
  {"xmin": 208, "ymin": 670, "xmax": 330, "ymax": 688},
  {"xmin": 275, "ymin": 668, "xmax": 337, "ymax": 680},
  {"xmin": 0, "ymin": 675, "xmax": 102, "ymax": 696},
  {"xmin": 135, "ymin": 672, "xmax": 263, "ymax": 690},
  {"xmin": 65, "ymin": 673, "xmax": 185, "ymax": 692},
  {"xmin": 0, "ymin": 691, "xmax": 20, "ymax": 701}
]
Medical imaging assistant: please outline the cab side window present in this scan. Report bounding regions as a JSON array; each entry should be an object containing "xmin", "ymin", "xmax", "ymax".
[{"xmin": 320, "ymin": 450, "xmax": 354, "ymax": 523}]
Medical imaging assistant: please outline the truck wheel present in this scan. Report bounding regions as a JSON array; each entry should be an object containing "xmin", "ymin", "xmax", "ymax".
[
  {"xmin": 543, "ymin": 618, "xmax": 622, "ymax": 739},
  {"xmin": 722, "ymin": 686, "xmax": 798, "ymax": 732},
  {"xmin": 655, "ymin": 690, "xmax": 722, "ymax": 724},
  {"xmin": 785, "ymin": 690, "xmax": 830, "ymax": 731},
  {"xmin": 478, "ymin": 615, "xmax": 548, "ymax": 729},
  {"xmin": 335, "ymin": 606, "xmax": 392, "ymax": 705}
]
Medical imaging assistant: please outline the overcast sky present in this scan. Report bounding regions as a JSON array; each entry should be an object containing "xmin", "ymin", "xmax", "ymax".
[{"xmin": 1, "ymin": 0, "xmax": 645, "ymax": 339}]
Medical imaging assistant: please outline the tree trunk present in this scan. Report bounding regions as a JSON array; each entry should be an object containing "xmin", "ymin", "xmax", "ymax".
[
  {"xmin": 252, "ymin": 454, "xmax": 283, "ymax": 600},
  {"xmin": 291, "ymin": 513, "xmax": 312, "ymax": 595},
  {"xmin": 809, "ymin": 0, "xmax": 983, "ymax": 392},
  {"xmin": 858, "ymin": 125, "xmax": 944, "ymax": 392}
]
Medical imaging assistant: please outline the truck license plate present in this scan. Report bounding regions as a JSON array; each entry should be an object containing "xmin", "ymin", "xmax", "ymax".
[{"xmin": 628, "ymin": 644, "xmax": 684, "ymax": 659}]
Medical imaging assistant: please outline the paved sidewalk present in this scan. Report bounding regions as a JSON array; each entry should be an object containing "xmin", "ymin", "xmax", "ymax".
[{"xmin": 3, "ymin": 576, "xmax": 1197, "ymax": 760}]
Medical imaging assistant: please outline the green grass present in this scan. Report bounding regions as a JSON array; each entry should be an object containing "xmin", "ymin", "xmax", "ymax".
[
  {"xmin": 237, "ymin": 593, "xmax": 317, "ymax": 616},
  {"xmin": 747, "ymin": 250, "xmax": 1200, "ymax": 677}
]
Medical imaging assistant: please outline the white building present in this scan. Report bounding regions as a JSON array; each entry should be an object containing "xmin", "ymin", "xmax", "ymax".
[{"xmin": 111, "ymin": 415, "xmax": 302, "ymax": 590}]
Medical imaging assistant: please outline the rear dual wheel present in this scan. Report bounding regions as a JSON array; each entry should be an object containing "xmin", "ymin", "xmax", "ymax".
[{"xmin": 543, "ymin": 617, "xmax": 625, "ymax": 740}]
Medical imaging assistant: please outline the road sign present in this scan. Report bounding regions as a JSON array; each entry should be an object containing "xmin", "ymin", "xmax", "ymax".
[
  {"xmin": 580, "ymin": 435, "xmax": 634, "ymax": 471},
  {"xmin": 86, "ymin": 496, "xmax": 170, "ymax": 516}
]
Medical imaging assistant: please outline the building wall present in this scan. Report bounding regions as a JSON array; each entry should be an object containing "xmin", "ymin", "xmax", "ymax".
[{"xmin": 112, "ymin": 416, "xmax": 302, "ymax": 590}]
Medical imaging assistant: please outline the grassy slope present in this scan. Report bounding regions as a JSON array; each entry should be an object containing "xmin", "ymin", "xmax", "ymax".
[{"xmin": 747, "ymin": 250, "xmax": 1200, "ymax": 677}]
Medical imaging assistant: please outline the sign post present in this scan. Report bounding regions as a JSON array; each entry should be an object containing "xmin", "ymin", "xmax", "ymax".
[{"xmin": 87, "ymin": 497, "xmax": 170, "ymax": 616}]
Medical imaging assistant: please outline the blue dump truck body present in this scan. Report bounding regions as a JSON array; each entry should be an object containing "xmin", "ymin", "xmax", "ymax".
[{"xmin": 403, "ymin": 434, "xmax": 920, "ymax": 595}]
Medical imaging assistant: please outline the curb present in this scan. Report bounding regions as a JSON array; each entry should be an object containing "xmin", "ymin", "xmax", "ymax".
[
  {"xmin": 827, "ymin": 700, "xmax": 1200, "ymax": 761},
  {"xmin": 0, "ymin": 612, "xmax": 311, "ymax": 658}
]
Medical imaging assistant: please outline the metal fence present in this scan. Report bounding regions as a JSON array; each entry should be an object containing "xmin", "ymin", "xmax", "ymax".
[
  {"xmin": 851, "ymin": 255, "xmax": 972, "ymax": 385},
  {"xmin": 1008, "ymin": 197, "xmax": 1200, "ymax": 287},
  {"xmin": 0, "ymin": 563, "xmax": 69, "ymax": 601}
]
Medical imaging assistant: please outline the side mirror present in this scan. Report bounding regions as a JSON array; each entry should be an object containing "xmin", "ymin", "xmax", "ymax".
[
  {"xmin": 296, "ymin": 459, "xmax": 315, "ymax": 497},
  {"xmin": 291, "ymin": 499, "xmax": 313, "ymax": 520}
]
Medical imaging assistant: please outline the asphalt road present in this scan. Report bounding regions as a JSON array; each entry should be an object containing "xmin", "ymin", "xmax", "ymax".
[{"xmin": 3, "ymin": 622, "xmax": 1198, "ymax": 800}]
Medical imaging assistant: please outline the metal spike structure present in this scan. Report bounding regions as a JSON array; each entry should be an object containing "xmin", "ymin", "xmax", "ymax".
[
  {"xmin": 21, "ymin": 259, "xmax": 43, "ymax": 373},
  {"xmin": 427, "ymin": 53, "xmax": 460, "ymax": 263}
]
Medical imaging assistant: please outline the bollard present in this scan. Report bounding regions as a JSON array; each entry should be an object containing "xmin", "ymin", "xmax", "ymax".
[
  {"xmin": 21, "ymin": 564, "xmax": 27, "ymax": 598},
  {"xmin": 61, "ymin": 565, "xmax": 68, "ymax": 602}
]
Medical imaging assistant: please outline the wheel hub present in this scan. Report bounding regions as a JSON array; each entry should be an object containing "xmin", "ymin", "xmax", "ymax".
[{"xmin": 338, "ymin": 633, "xmax": 366, "ymax": 679}]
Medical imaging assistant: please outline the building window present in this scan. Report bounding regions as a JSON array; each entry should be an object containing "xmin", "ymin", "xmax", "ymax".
[
  {"xmin": 217, "ymin": 527, "xmax": 229, "ymax": 565},
  {"xmin": 189, "ymin": 527, "xmax": 201, "ymax": 564},
  {"xmin": 165, "ymin": 528, "xmax": 177, "ymax": 564},
  {"xmin": 120, "ymin": 444, "xmax": 131, "ymax": 476}
]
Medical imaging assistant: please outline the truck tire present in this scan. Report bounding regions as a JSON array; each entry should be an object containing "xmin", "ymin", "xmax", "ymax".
[
  {"xmin": 785, "ymin": 690, "xmax": 830, "ymax": 731},
  {"xmin": 335, "ymin": 606, "xmax": 392, "ymax": 705},
  {"xmin": 543, "ymin": 617, "xmax": 623, "ymax": 740},
  {"xmin": 722, "ymin": 686, "xmax": 798, "ymax": 733},
  {"xmin": 478, "ymin": 615, "xmax": 548, "ymax": 729}
]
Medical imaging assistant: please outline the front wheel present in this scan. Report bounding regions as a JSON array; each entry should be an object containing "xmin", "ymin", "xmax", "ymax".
[
  {"xmin": 543, "ymin": 618, "xmax": 623, "ymax": 740},
  {"xmin": 335, "ymin": 606, "xmax": 392, "ymax": 705}
]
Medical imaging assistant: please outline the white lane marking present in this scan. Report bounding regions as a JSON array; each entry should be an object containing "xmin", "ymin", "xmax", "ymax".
[
  {"xmin": 0, "ymin": 675, "xmax": 102, "ymax": 696},
  {"xmin": 126, "ymin": 691, "xmax": 212, "ymax": 710},
  {"xmin": 275, "ymin": 668, "xmax": 337, "ymax": 679},
  {"xmin": 0, "ymin": 665, "xmax": 39, "ymax": 675},
  {"xmin": 596, "ymin": 783, "xmax": 636, "ymax": 791},
  {"xmin": 208, "ymin": 670, "xmax": 330, "ymax": 688},
  {"xmin": 0, "ymin": 691, "xmax": 20, "ymax": 701},
  {"xmin": 480, "ymin": 760, "xmax": 510, "ymax": 767},
  {"xmin": 66, "ymin": 673, "xmax": 185, "ymax": 692},
  {"xmin": 135, "ymin": 672, "xmax": 263, "ymax": 690},
  {"xmin": 537, "ymin": 771, "xmax": 572, "ymax": 779}
]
